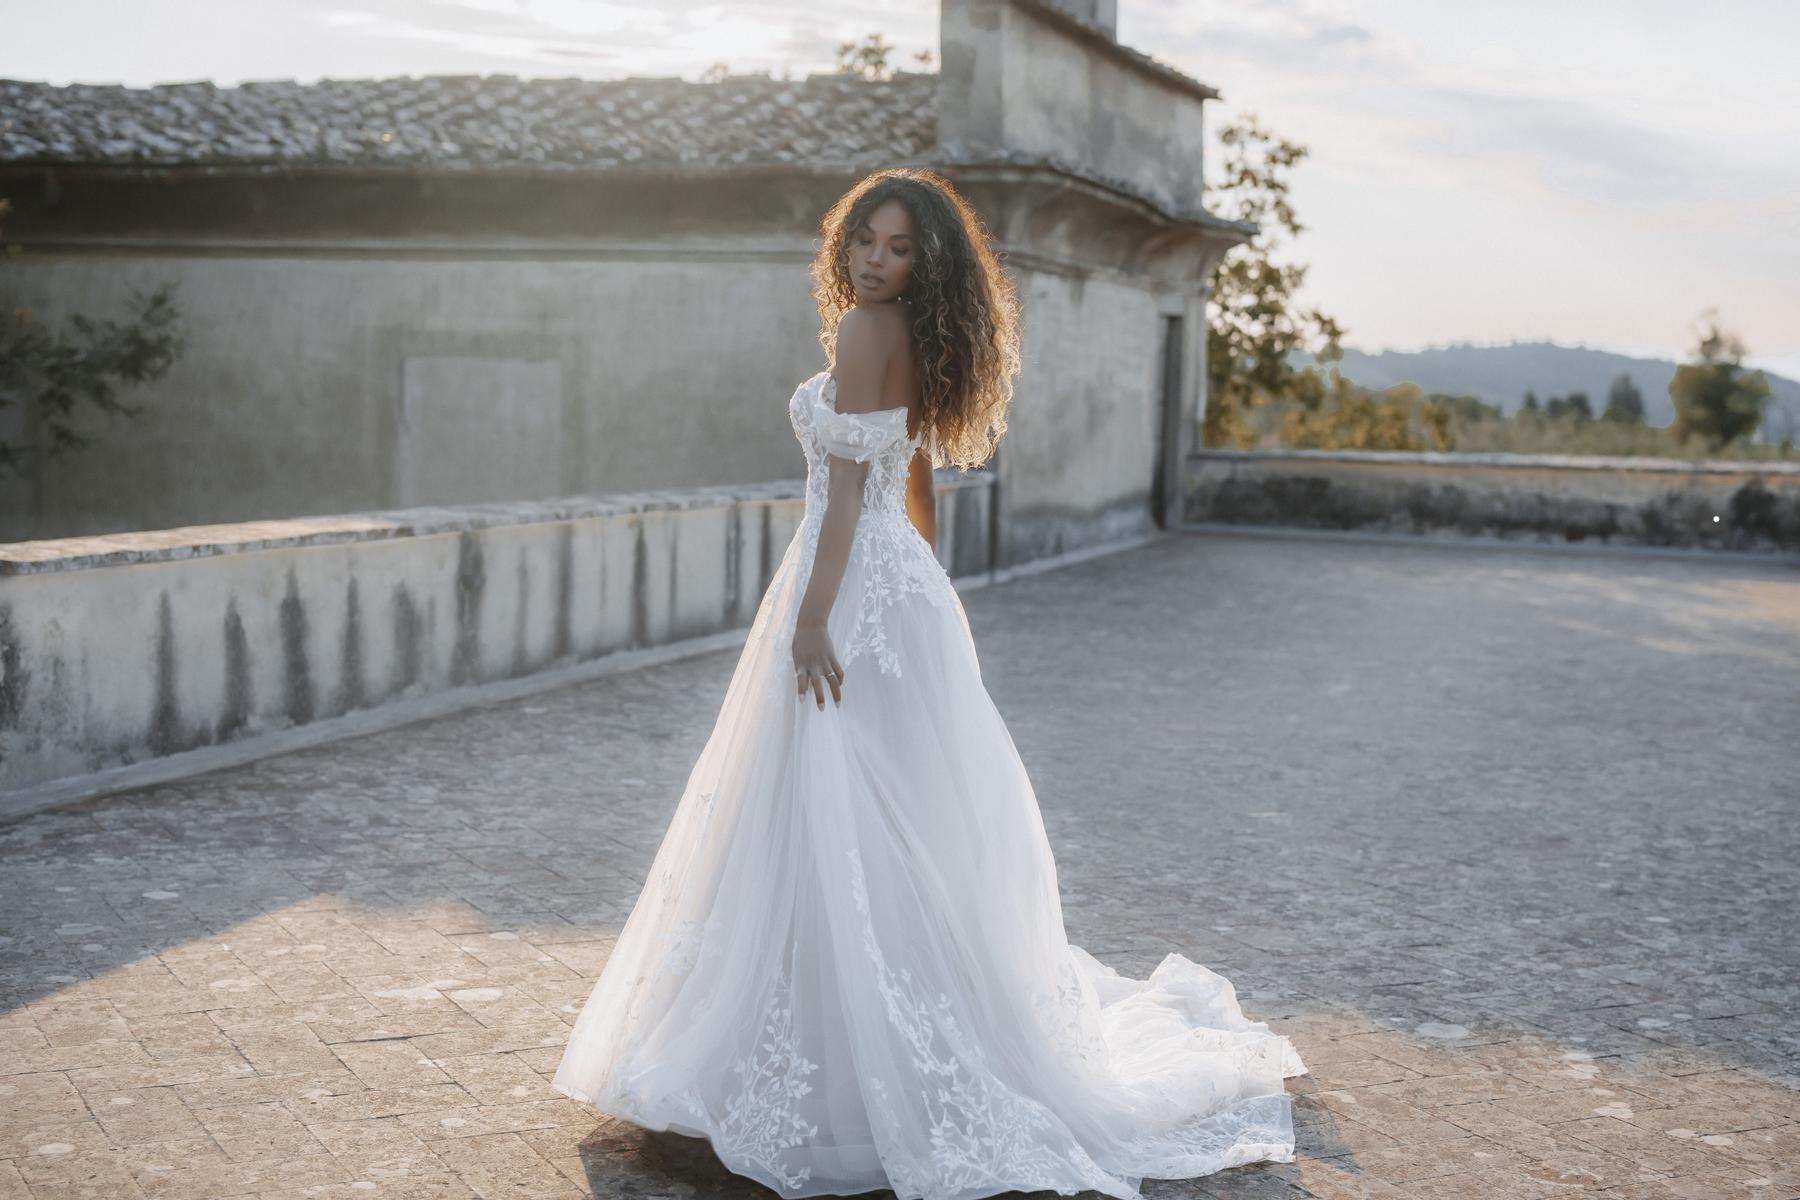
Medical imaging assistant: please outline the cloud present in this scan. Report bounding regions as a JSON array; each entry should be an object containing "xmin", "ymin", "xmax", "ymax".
[
  {"xmin": 322, "ymin": 0, "xmax": 687, "ymax": 62},
  {"xmin": 314, "ymin": 0, "xmax": 933, "ymax": 80},
  {"xmin": 1136, "ymin": 1, "xmax": 1795, "ymax": 213},
  {"xmin": 1127, "ymin": 0, "xmax": 1380, "ymax": 65},
  {"xmin": 1395, "ymin": 87, "xmax": 1720, "ymax": 206}
]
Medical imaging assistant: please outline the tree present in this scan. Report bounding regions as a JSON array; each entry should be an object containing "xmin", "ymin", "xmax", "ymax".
[
  {"xmin": 1202, "ymin": 114, "xmax": 1345, "ymax": 447},
  {"xmin": 1433, "ymin": 393, "xmax": 1501, "ymax": 424},
  {"xmin": 837, "ymin": 33, "xmax": 892, "ymax": 80},
  {"xmin": 1521, "ymin": 388, "xmax": 1540, "ymax": 413},
  {"xmin": 1669, "ymin": 310, "xmax": 1769, "ymax": 449},
  {"xmin": 1602, "ymin": 373, "xmax": 1645, "ymax": 424},
  {"xmin": 833, "ymin": 33, "xmax": 933, "ymax": 79},
  {"xmin": 0, "ymin": 197, "xmax": 185, "ymax": 479},
  {"xmin": 1276, "ymin": 377, "xmax": 1458, "ymax": 452},
  {"xmin": 1543, "ymin": 393, "xmax": 1591, "ymax": 421}
]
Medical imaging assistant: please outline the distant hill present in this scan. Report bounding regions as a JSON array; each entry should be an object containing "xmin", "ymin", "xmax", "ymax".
[{"xmin": 1288, "ymin": 340, "xmax": 1800, "ymax": 443}]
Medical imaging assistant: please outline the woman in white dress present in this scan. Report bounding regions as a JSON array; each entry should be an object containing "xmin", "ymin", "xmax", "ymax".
[{"xmin": 552, "ymin": 167, "xmax": 1307, "ymax": 1200}]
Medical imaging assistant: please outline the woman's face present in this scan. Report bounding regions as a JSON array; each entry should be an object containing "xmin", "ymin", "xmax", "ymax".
[{"xmin": 846, "ymin": 198, "xmax": 915, "ymax": 304}]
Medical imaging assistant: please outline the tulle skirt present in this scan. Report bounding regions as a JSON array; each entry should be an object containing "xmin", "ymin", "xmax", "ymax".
[{"xmin": 552, "ymin": 527, "xmax": 1308, "ymax": 1200}]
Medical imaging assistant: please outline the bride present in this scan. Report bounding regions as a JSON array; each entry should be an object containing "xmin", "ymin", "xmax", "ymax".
[{"xmin": 552, "ymin": 167, "xmax": 1307, "ymax": 1200}]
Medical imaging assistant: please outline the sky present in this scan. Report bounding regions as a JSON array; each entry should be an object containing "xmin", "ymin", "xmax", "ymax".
[{"xmin": 6, "ymin": 0, "xmax": 1797, "ymax": 378}]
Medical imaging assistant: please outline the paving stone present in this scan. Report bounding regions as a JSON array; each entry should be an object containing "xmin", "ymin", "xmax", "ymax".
[
  {"xmin": 283, "ymin": 1085, "xmax": 479, "ymax": 1125},
  {"xmin": 329, "ymin": 1043, "xmax": 455, "ymax": 1092},
  {"xmin": 1554, "ymin": 1115, "xmax": 1745, "ymax": 1176},
  {"xmin": 84, "ymin": 1086, "xmax": 206, "ymax": 1148},
  {"xmin": 432, "ymin": 1055, "xmax": 562, "ymax": 1107},
  {"xmin": 428, "ymin": 1132, "xmax": 582, "ymax": 1199},
  {"xmin": 2, "ymin": 532, "xmax": 1796, "ymax": 1198},
  {"xmin": 192, "ymin": 1100, "xmax": 330, "ymax": 1163},
  {"xmin": 130, "ymin": 1152, "xmax": 350, "ymax": 1199}
]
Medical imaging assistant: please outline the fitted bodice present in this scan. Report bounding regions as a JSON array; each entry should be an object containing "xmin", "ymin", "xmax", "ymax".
[
  {"xmin": 763, "ymin": 370, "xmax": 960, "ymax": 684},
  {"xmin": 787, "ymin": 369, "xmax": 923, "ymax": 525}
]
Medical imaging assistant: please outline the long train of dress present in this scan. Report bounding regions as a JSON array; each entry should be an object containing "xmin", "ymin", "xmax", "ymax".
[{"xmin": 552, "ymin": 369, "xmax": 1307, "ymax": 1199}]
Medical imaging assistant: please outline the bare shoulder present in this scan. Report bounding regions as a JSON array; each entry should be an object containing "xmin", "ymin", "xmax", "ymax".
[
  {"xmin": 830, "ymin": 306, "xmax": 907, "ymax": 415},
  {"xmin": 834, "ymin": 304, "xmax": 909, "ymax": 357}
]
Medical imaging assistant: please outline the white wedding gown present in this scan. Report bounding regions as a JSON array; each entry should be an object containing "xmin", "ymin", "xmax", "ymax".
[{"xmin": 553, "ymin": 369, "xmax": 1308, "ymax": 1199}]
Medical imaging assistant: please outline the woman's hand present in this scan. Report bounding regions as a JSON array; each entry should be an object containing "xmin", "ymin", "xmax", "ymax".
[{"xmin": 792, "ymin": 618, "xmax": 844, "ymax": 710}]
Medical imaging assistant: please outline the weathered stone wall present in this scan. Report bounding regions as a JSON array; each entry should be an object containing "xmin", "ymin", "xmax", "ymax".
[
  {"xmin": 0, "ymin": 471, "xmax": 994, "ymax": 796},
  {"xmin": 1185, "ymin": 450, "xmax": 1800, "ymax": 554},
  {"xmin": 993, "ymin": 270, "xmax": 1174, "ymax": 563},
  {"xmin": 940, "ymin": 0, "xmax": 1215, "ymax": 218},
  {"xmin": 0, "ymin": 241, "xmax": 831, "ymax": 542},
  {"xmin": 1, "ymin": 237, "xmax": 1201, "ymax": 565}
]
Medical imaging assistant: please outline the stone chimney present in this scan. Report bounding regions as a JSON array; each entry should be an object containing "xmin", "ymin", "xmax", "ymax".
[{"xmin": 1040, "ymin": 0, "xmax": 1117, "ymax": 38}]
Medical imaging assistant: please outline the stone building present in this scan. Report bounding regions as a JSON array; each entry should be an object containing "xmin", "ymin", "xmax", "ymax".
[{"xmin": 0, "ymin": 0, "xmax": 1252, "ymax": 564}]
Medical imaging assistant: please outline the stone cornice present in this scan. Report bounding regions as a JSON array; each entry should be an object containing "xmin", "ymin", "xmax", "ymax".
[
  {"xmin": 1, "ymin": 157, "xmax": 1253, "ymax": 284},
  {"xmin": 1008, "ymin": 0, "xmax": 1222, "ymax": 103}
]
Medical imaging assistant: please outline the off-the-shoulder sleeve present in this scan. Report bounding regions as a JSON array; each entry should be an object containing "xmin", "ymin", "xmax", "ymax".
[{"xmin": 814, "ymin": 404, "xmax": 910, "ymax": 464}]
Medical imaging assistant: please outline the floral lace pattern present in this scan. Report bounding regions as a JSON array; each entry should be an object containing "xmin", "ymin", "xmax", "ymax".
[
  {"xmin": 761, "ymin": 371, "xmax": 961, "ymax": 699},
  {"xmin": 718, "ymin": 969, "xmax": 822, "ymax": 1193},
  {"xmin": 1027, "ymin": 952, "xmax": 1111, "ymax": 1070},
  {"xmin": 845, "ymin": 846, "xmax": 1125, "ymax": 1198}
]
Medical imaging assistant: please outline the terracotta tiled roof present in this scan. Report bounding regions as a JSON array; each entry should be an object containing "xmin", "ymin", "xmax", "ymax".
[{"xmin": 0, "ymin": 71, "xmax": 938, "ymax": 171}]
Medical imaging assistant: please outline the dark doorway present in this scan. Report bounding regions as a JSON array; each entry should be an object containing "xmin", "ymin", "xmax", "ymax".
[{"xmin": 1150, "ymin": 314, "xmax": 1184, "ymax": 529}]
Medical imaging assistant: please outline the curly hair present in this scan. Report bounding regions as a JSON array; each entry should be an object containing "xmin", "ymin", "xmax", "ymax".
[{"xmin": 810, "ymin": 167, "xmax": 1023, "ymax": 471}]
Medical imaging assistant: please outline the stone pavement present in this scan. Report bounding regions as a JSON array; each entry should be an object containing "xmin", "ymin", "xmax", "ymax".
[{"xmin": 2, "ymin": 530, "xmax": 1797, "ymax": 1200}]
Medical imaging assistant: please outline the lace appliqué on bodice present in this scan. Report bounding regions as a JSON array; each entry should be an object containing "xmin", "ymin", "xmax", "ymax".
[{"xmin": 764, "ymin": 371, "xmax": 960, "ymax": 694}]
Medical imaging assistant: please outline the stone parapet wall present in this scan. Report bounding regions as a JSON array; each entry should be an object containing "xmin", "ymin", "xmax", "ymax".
[
  {"xmin": 1184, "ymin": 449, "xmax": 1800, "ymax": 555},
  {"xmin": 0, "ymin": 472, "xmax": 994, "ymax": 797}
]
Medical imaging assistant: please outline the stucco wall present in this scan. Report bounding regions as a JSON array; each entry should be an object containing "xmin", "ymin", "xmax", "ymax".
[
  {"xmin": 1186, "ymin": 450, "xmax": 1800, "ymax": 554},
  {"xmin": 3, "ymin": 246, "xmax": 1198, "ymax": 566},
  {"xmin": 0, "ymin": 248, "xmax": 830, "ymax": 541},
  {"xmin": 0, "ymin": 472, "xmax": 995, "ymax": 797},
  {"xmin": 997, "ymin": 267, "xmax": 1175, "ymax": 562}
]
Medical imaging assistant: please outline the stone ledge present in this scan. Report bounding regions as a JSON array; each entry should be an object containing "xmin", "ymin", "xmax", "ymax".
[
  {"xmin": 1184, "ymin": 450, "xmax": 1800, "ymax": 555},
  {"xmin": 0, "ymin": 471, "xmax": 998, "ymax": 794},
  {"xmin": 0, "ymin": 472, "xmax": 992, "ymax": 575},
  {"xmin": 1193, "ymin": 447, "xmax": 1800, "ymax": 477}
]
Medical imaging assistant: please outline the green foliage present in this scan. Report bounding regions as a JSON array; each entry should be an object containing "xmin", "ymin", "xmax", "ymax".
[
  {"xmin": 1668, "ymin": 310, "xmax": 1769, "ymax": 449},
  {"xmin": 834, "ymin": 33, "xmax": 933, "ymax": 81},
  {"xmin": 1543, "ymin": 392, "xmax": 1592, "ymax": 421},
  {"xmin": 1436, "ymin": 404, "xmax": 1797, "ymax": 462},
  {"xmin": 1236, "ymin": 376, "xmax": 1455, "ymax": 452},
  {"xmin": 1603, "ymin": 373, "xmax": 1645, "ymax": 424},
  {"xmin": 0, "ymin": 197, "xmax": 186, "ymax": 478},
  {"xmin": 1435, "ymin": 393, "xmax": 1503, "ymax": 424},
  {"xmin": 1202, "ymin": 114, "xmax": 1345, "ymax": 448},
  {"xmin": 707, "ymin": 34, "xmax": 930, "ymax": 84},
  {"xmin": 1234, "ymin": 370, "xmax": 1798, "ymax": 463},
  {"xmin": 1277, "ymin": 378, "xmax": 1452, "ymax": 451}
]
